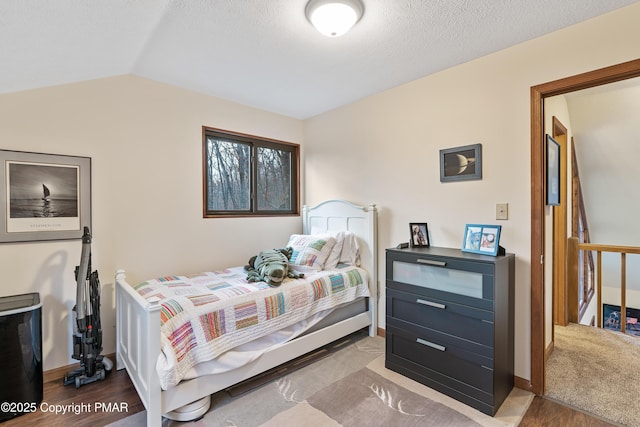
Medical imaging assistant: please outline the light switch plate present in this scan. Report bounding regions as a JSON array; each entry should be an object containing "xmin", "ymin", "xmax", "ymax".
[{"xmin": 496, "ymin": 203, "xmax": 508, "ymax": 220}]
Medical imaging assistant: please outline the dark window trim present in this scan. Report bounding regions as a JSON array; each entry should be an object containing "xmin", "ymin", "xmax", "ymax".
[{"xmin": 202, "ymin": 126, "xmax": 300, "ymax": 218}]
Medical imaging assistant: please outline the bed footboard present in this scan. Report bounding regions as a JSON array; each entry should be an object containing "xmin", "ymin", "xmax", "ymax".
[{"xmin": 115, "ymin": 270, "xmax": 163, "ymax": 426}]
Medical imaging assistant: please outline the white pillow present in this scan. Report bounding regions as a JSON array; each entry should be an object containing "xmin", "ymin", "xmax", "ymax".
[
  {"xmin": 287, "ymin": 234, "xmax": 337, "ymax": 270},
  {"xmin": 308, "ymin": 230, "xmax": 346, "ymax": 269},
  {"xmin": 339, "ymin": 232, "xmax": 360, "ymax": 266}
]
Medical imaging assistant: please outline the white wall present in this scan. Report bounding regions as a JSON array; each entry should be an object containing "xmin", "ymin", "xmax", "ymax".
[
  {"xmin": 0, "ymin": 75, "xmax": 304, "ymax": 371},
  {"xmin": 567, "ymin": 82, "xmax": 640, "ymax": 293},
  {"xmin": 568, "ymin": 81, "xmax": 640, "ymax": 256},
  {"xmin": 303, "ymin": 2, "xmax": 640, "ymax": 382},
  {"xmin": 602, "ymin": 286, "xmax": 640, "ymax": 309}
]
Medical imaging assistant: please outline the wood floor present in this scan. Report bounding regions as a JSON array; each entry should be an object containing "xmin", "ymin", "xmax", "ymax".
[
  {"xmin": 519, "ymin": 396, "xmax": 619, "ymax": 427},
  {"xmin": 2, "ymin": 369, "xmax": 144, "ymax": 427},
  {"xmin": 3, "ymin": 370, "xmax": 620, "ymax": 426}
]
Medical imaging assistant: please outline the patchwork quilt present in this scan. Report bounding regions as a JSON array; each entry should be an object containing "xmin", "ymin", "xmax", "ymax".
[{"xmin": 133, "ymin": 265, "xmax": 370, "ymax": 389}]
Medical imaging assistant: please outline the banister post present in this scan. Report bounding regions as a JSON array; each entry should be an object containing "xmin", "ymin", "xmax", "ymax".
[
  {"xmin": 567, "ymin": 237, "xmax": 579, "ymax": 323},
  {"xmin": 597, "ymin": 252, "xmax": 602, "ymax": 327},
  {"xmin": 621, "ymin": 253, "xmax": 627, "ymax": 333}
]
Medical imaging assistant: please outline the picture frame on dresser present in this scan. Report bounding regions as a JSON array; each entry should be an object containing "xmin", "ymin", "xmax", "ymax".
[
  {"xmin": 409, "ymin": 222, "xmax": 429, "ymax": 247},
  {"xmin": 462, "ymin": 224, "xmax": 501, "ymax": 256}
]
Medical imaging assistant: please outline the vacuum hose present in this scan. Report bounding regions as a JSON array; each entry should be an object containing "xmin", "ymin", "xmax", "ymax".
[{"xmin": 75, "ymin": 227, "xmax": 92, "ymax": 333}]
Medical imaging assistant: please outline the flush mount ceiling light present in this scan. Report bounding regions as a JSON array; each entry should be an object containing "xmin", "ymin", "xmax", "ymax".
[{"xmin": 305, "ymin": 0, "xmax": 364, "ymax": 37}]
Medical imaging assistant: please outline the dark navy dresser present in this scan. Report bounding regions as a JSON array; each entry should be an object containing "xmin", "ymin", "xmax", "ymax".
[{"xmin": 385, "ymin": 246, "xmax": 515, "ymax": 415}]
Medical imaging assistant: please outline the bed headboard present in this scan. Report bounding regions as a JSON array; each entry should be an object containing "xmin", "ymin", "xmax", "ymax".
[{"xmin": 302, "ymin": 200, "xmax": 378, "ymax": 297}]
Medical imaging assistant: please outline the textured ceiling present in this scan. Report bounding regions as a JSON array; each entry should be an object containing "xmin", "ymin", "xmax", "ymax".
[{"xmin": 0, "ymin": 0, "xmax": 638, "ymax": 118}]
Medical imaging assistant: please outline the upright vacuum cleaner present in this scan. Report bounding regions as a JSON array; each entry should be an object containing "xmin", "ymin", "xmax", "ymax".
[{"xmin": 64, "ymin": 227, "xmax": 113, "ymax": 388}]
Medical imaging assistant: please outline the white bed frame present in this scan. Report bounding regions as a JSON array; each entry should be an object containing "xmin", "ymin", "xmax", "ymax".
[{"xmin": 115, "ymin": 200, "xmax": 378, "ymax": 426}]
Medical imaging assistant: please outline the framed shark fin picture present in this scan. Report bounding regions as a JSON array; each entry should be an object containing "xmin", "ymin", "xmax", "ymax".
[{"xmin": 0, "ymin": 149, "xmax": 91, "ymax": 243}]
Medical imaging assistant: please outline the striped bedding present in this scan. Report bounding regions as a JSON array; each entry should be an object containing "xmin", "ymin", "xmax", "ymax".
[{"xmin": 133, "ymin": 265, "xmax": 370, "ymax": 389}]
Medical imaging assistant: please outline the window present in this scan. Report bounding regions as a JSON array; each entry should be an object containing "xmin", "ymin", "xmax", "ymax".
[{"xmin": 203, "ymin": 127, "xmax": 299, "ymax": 217}]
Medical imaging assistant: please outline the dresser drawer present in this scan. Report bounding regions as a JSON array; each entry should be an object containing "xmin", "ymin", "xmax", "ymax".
[
  {"xmin": 386, "ymin": 252, "xmax": 495, "ymax": 310},
  {"xmin": 385, "ymin": 359, "xmax": 495, "ymax": 415},
  {"xmin": 386, "ymin": 316, "xmax": 493, "ymax": 361},
  {"xmin": 387, "ymin": 288, "xmax": 494, "ymax": 348},
  {"xmin": 386, "ymin": 327, "xmax": 494, "ymax": 403}
]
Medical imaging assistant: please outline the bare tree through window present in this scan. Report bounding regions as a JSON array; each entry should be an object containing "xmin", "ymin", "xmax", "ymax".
[
  {"xmin": 258, "ymin": 147, "xmax": 291, "ymax": 211},
  {"xmin": 203, "ymin": 128, "xmax": 299, "ymax": 217}
]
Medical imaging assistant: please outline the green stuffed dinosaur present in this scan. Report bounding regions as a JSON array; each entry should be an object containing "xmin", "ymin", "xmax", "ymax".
[{"xmin": 244, "ymin": 247, "xmax": 304, "ymax": 287}]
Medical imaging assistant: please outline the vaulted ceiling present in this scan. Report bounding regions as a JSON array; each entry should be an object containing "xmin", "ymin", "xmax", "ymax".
[{"xmin": 1, "ymin": 0, "xmax": 637, "ymax": 119}]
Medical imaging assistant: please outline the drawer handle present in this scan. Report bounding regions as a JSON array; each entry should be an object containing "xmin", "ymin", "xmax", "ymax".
[
  {"xmin": 417, "ymin": 259, "xmax": 447, "ymax": 267},
  {"xmin": 416, "ymin": 299, "xmax": 446, "ymax": 310},
  {"xmin": 416, "ymin": 338, "xmax": 446, "ymax": 352}
]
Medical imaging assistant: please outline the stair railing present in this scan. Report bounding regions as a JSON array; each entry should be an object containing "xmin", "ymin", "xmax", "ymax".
[
  {"xmin": 570, "ymin": 139, "xmax": 595, "ymax": 322},
  {"xmin": 568, "ymin": 238, "xmax": 640, "ymax": 332}
]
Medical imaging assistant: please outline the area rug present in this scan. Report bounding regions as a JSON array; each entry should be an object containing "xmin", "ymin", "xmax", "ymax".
[
  {"xmin": 263, "ymin": 364, "xmax": 486, "ymax": 427},
  {"xmin": 545, "ymin": 323, "xmax": 640, "ymax": 427},
  {"xmin": 108, "ymin": 332, "xmax": 532, "ymax": 427}
]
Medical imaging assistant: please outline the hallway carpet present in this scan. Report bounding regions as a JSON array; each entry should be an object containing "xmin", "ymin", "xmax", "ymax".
[{"xmin": 546, "ymin": 323, "xmax": 640, "ymax": 426}]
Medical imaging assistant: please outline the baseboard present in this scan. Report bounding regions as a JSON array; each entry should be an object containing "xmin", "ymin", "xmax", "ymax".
[
  {"xmin": 43, "ymin": 352, "xmax": 116, "ymax": 383},
  {"xmin": 377, "ymin": 327, "xmax": 386, "ymax": 337},
  {"xmin": 545, "ymin": 340, "xmax": 555, "ymax": 363},
  {"xmin": 514, "ymin": 375, "xmax": 533, "ymax": 392}
]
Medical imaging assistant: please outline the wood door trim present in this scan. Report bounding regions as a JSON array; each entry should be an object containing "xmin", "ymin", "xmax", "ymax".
[
  {"xmin": 530, "ymin": 58, "xmax": 640, "ymax": 395},
  {"xmin": 552, "ymin": 117, "xmax": 568, "ymax": 327}
]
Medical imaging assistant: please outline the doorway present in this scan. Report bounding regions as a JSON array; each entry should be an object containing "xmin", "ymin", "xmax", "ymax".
[{"xmin": 529, "ymin": 58, "xmax": 640, "ymax": 395}]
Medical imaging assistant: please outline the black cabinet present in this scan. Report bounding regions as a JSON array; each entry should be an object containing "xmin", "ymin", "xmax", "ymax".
[
  {"xmin": 385, "ymin": 247, "xmax": 514, "ymax": 416},
  {"xmin": 0, "ymin": 293, "xmax": 43, "ymax": 422}
]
